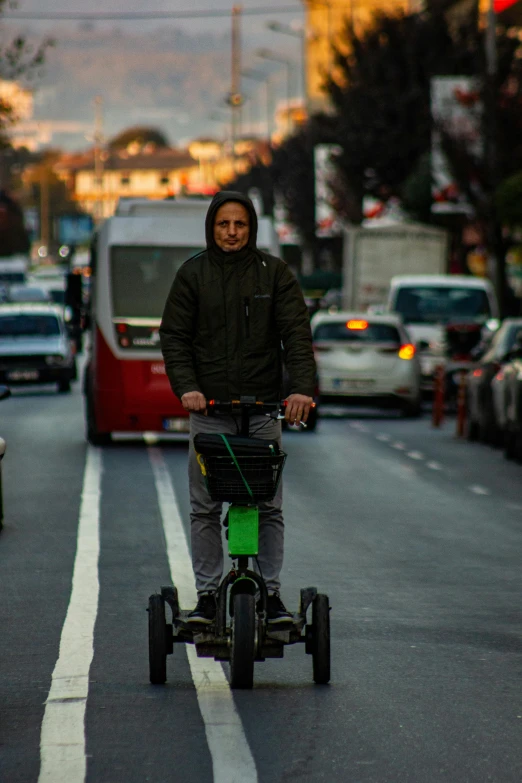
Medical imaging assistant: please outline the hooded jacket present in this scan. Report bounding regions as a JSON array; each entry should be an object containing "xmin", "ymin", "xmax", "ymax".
[{"xmin": 159, "ymin": 191, "xmax": 316, "ymax": 403}]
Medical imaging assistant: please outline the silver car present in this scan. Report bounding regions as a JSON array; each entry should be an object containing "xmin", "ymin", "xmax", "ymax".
[
  {"xmin": 0, "ymin": 303, "xmax": 77, "ymax": 393},
  {"xmin": 491, "ymin": 328, "xmax": 522, "ymax": 460}
]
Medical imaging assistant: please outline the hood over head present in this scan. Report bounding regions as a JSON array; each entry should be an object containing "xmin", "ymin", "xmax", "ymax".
[{"xmin": 205, "ymin": 190, "xmax": 258, "ymax": 253}]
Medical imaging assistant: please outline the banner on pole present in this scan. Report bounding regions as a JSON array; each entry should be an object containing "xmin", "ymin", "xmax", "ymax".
[
  {"xmin": 314, "ymin": 144, "xmax": 342, "ymax": 237},
  {"xmin": 430, "ymin": 76, "xmax": 482, "ymax": 215}
]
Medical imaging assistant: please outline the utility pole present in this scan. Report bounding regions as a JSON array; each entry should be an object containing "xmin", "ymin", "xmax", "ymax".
[
  {"xmin": 40, "ymin": 163, "xmax": 49, "ymax": 251},
  {"xmin": 484, "ymin": 0, "xmax": 506, "ymax": 314},
  {"xmin": 230, "ymin": 5, "xmax": 243, "ymax": 161},
  {"xmin": 93, "ymin": 95, "xmax": 104, "ymax": 223}
]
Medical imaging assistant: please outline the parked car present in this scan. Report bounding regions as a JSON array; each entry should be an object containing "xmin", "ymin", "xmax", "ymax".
[
  {"xmin": 0, "ymin": 304, "xmax": 77, "ymax": 393},
  {"xmin": 491, "ymin": 328, "xmax": 522, "ymax": 460},
  {"xmin": 0, "ymin": 384, "xmax": 11, "ymax": 530},
  {"xmin": 311, "ymin": 311, "xmax": 422, "ymax": 416},
  {"xmin": 467, "ymin": 318, "xmax": 522, "ymax": 444}
]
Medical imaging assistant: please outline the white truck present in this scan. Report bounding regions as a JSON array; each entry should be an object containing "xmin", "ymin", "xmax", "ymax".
[{"xmin": 341, "ymin": 223, "xmax": 448, "ymax": 312}]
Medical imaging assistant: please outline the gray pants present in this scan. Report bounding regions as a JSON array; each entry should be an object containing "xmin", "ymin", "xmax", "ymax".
[{"xmin": 189, "ymin": 412, "xmax": 284, "ymax": 595}]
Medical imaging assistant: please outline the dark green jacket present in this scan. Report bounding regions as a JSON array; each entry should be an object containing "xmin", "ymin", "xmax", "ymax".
[{"xmin": 159, "ymin": 193, "xmax": 316, "ymax": 403}]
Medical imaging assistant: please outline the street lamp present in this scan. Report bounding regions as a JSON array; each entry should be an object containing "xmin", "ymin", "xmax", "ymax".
[
  {"xmin": 242, "ymin": 69, "xmax": 274, "ymax": 141},
  {"xmin": 255, "ymin": 48, "xmax": 294, "ymax": 137},
  {"xmin": 266, "ymin": 20, "xmax": 307, "ymax": 111}
]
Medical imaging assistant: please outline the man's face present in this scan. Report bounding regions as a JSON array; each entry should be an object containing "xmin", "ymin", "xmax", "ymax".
[{"xmin": 213, "ymin": 202, "xmax": 250, "ymax": 252}]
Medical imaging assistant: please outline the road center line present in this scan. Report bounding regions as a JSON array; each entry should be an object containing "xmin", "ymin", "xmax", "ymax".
[
  {"xmin": 426, "ymin": 461, "xmax": 442, "ymax": 471},
  {"xmin": 376, "ymin": 433, "xmax": 391, "ymax": 442},
  {"xmin": 38, "ymin": 446, "xmax": 102, "ymax": 783},
  {"xmin": 469, "ymin": 485, "xmax": 491, "ymax": 496},
  {"xmin": 149, "ymin": 448, "xmax": 258, "ymax": 783},
  {"xmin": 407, "ymin": 451, "xmax": 424, "ymax": 461},
  {"xmin": 392, "ymin": 442, "xmax": 406, "ymax": 450}
]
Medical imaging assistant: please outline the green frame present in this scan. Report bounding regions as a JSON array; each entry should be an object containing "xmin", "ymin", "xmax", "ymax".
[{"xmin": 228, "ymin": 505, "xmax": 259, "ymax": 556}]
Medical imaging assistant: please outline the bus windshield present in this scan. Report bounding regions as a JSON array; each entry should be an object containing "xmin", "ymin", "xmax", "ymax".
[
  {"xmin": 394, "ymin": 286, "xmax": 491, "ymax": 324},
  {"xmin": 110, "ymin": 246, "xmax": 202, "ymax": 319}
]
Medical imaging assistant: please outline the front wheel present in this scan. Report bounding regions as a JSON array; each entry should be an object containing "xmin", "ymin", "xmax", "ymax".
[
  {"xmin": 57, "ymin": 379, "xmax": 71, "ymax": 394},
  {"xmin": 312, "ymin": 594, "xmax": 331, "ymax": 685},
  {"xmin": 148, "ymin": 594, "xmax": 168, "ymax": 684},
  {"xmin": 230, "ymin": 593, "xmax": 256, "ymax": 689}
]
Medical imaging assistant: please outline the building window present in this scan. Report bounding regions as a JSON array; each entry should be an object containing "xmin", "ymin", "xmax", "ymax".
[
  {"xmin": 160, "ymin": 173, "xmax": 170, "ymax": 185},
  {"xmin": 120, "ymin": 174, "xmax": 131, "ymax": 186}
]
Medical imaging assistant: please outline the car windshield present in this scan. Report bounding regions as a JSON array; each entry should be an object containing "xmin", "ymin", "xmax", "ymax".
[
  {"xmin": 111, "ymin": 246, "xmax": 202, "ymax": 319},
  {"xmin": 9, "ymin": 286, "xmax": 49, "ymax": 302},
  {"xmin": 314, "ymin": 322, "xmax": 401, "ymax": 342},
  {"xmin": 0, "ymin": 314, "xmax": 61, "ymax": 337},
  {"xmin": 394, "ymin": 286, "xmax": 491, "ymax": 324}
]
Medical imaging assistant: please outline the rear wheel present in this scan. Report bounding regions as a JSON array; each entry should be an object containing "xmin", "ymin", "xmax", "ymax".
[
  {"xmin": 57, "ymin": 379, "xmax": 71, "ymax": 394},
  {"xmin": 230, "ymin": 593, "xmax": 256, "ymax": 689},
  {"xmin": 85, "ymin": 380, "xmax": 111, "ymax": 446},
  {"xmin": 467, "ymin": 416, "xmax": 479, "ymax": 441},
  {"xmin": 402, "ymin": 398, "xmax": 422, "ymax": 418},
  {"xmin": 312, "ymin": 594, "xmax": 331, "ymax": 685},
  {"xmin": 148, "ymin": 594, "xmax": 168, "ymax": 684}
]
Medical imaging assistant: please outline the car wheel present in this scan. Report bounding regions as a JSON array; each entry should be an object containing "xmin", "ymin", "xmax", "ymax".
[
  {"xmin": 58, "ymin": 379, "xmax": 71, "ymax": 394},
  {"xmin": 85, "ymin": 371, "xmax": 111, "ymax": 446},
  {"xmin": 467, "ymin": 417, "xmax": 479, "ymax": 441},
  {"xmin": 504, "ymin": 429, "xmax": 517, "ymax": 460},
  {"xmin": 402, "ymin": 398, "xmax": 422, "ymax": 418}
]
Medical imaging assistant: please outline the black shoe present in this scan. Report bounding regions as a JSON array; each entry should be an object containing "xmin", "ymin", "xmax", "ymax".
[
  {"xmin": 185, "ymin": 592, "xmax": 216, "ymax": 626},
  {"xmin": 266, "ymin": 593, "xmax": 294, "ymax": 626}
]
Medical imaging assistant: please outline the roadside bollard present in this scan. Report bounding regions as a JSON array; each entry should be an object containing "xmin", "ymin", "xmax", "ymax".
[
  {"xmin": 455, "ymin": 369, "xmax": 467, "ymax": 438},
  {"xmin": 432, "ymin": 364, "xmax": 445, "ymax": 428}
]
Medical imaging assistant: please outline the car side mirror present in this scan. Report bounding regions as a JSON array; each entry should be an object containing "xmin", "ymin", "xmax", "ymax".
[{"xmin": 0, "ymin": 385, "xmax": 11, "ymax": 401}]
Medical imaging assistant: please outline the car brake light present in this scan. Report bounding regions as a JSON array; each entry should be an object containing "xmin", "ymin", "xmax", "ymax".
[
  {"xmin": 398, "ymin": 343, "xmax": 415, "ymax": 360},
  {"xmin": 472, "ymin": 368, "xmax": 482, "ymax": 377},
  {"xmin": 116, "ymin": 323, "xmax": 128, "ymax": 334},
  {"xmin": 346, "ymin": 319, "xmax": 368, "ymax": 330}
]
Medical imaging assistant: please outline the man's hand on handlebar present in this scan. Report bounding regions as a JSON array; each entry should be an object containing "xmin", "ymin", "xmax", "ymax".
[
  {"xmin": 285, "ymin": 394, "xmax": 314, "ymax": 425},
  {"xmin": 181, "ymin": 390, "xmax": 207, "ymax": 412}
]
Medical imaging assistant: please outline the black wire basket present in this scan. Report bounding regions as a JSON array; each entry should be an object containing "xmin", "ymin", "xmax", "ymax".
[{"xmin": 201, "ymin": 453, "xmax": 287, "ymax": 504}]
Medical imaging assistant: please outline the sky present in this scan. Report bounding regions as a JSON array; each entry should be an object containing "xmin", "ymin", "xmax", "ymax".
[{"xmin": 1, "ymin": 1, "xmax": 306, "ymax": 148}]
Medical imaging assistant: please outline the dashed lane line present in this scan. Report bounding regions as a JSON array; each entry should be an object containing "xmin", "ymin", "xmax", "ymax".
[
  {"xmin": 149, "ymin": 448, "xmax": 258, "ymax": 783},
  {"xmin": 376, "ymin": 434, "xmax": 391, "ymax": 442},
  {"xmin": 38, "ymin": 446, "xmax": 102, "ymax": 783},
  {"xmin": 469, "ymin": 485, "xmax": 491, "ymax": 496},
  {"xmin": 426, "ymin": 461, "xmax": 443, "ymax": 471},
  {"xmin": 407, "ymin": 451, "xmax": 424, "ymax": 461},
  {"xmin": 392, "ymin": 442, "xmax": 406, "ymax": 450}
]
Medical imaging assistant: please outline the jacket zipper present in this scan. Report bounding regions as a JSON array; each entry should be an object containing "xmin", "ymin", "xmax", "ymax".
[{"xmin": 244, "ymin": 296, "xmax": 250, "ymax": 338}]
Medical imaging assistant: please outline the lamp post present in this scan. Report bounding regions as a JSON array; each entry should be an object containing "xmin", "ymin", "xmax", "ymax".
[
  {"xmin": 256, "ymin": 48, "xmax": 294, "ymax": 137},
  {"xmin": 266, "ymin": 20, "xmax": 307, "ymax": 113},
  {"xmin": 242, "ymin": 69, "xmax": 274, "ymax": 142}
]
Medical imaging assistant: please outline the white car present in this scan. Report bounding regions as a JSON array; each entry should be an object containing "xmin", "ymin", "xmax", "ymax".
[
  {"xmin": 0, "ymin": 303, "xmax": 77, "ymax": 393},
  {"xmin": 311, "ymin": 311, "xmax": 422, "ymax": 416},
  {"xmin": 491, "ymin": 328, "xmax": 522, "ymax": 460}
]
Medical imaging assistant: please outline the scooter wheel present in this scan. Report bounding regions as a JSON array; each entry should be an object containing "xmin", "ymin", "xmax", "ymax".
[
  {"xmin": 312, "ymin": 594, "xmax": 331, "ymax": 685},
  {"xmin": 230, "ymin": 593, "xmax": 256, "ymax": 689},
  {"xmin": 148, "ymin": 594, "xmax": 168, "ymax": 684}
]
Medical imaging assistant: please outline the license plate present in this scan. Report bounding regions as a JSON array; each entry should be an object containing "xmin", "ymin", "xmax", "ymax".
[
  {"xmin": 7, "ymin": 369, "xmax": 39, "ymax": 381},
  {"xmin": 163, "ymin": 417, "xmax": 190, "ymax": 433},
  {"xmin": 332, "ymin": 378, "xmax": 375, "ymax": 391}
]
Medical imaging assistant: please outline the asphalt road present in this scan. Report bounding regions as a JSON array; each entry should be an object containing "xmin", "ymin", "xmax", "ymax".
[{"xmin": 1, "ymin": 386, "xmax": 522, "ymax": 783}]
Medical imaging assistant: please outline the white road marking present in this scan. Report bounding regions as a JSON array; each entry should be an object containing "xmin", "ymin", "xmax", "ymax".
[
  {"xmin": 392, "ymin": 442, "xmax": 406, "ymax": 450},
  {"xmin": 38, "ymin": 446, "xmax": 102, "ymax": 783},
  {"xmin": 469, "ymin": 485, "xmax": 491, "ymax": 496},
  {"xmin": 376, "ymin": 433, "xmax": 391, "ymax": 442},
  {"xmin": 143, "ymin": 432, "xmax": 159, "ymax": 445},
  {"xmin": 507, "ymin": 503, "xmax": 522, "ymax": 511},
  {"xmin": 407, "ymin": 451, "xmax": 424, "ymax": 461},
  {"xmin": 149, "ymin": 448, "xmax": 258, "ymax": 783},
  {"xmin": 426, "ymin": 461, "xmax": 442, "ymax": 471},
  {"xmin": 350, "ymin": 422, "xmax": 368, "ymax": 432}
]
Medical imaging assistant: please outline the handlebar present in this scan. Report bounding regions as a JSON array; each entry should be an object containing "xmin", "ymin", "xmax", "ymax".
[{"xmin": 207, "ymin": 398, "xmax": 286, "ymax": 417}]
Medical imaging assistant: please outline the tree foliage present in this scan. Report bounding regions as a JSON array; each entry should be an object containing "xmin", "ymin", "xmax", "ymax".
[{"xmin": 109, "ymin": 126, "xmax": 171, "ymax": 150}]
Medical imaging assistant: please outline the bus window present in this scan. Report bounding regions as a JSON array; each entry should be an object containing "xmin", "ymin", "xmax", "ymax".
[{"xmin": 111, "ymin": 246, "xmax": 201, "ymax": 319}]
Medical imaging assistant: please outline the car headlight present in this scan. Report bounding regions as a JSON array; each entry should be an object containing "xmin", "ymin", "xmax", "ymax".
[{"xmin": 45, "ymin": 354, "xmax": 67, "ymax": 366}]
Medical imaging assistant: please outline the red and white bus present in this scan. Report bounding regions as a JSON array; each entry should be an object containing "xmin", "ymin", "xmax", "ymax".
[{"xmin": 84, "ymin": 198, "xmax": 279, "ymax": 444}]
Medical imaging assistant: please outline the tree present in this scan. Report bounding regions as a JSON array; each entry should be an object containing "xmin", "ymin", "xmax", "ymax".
[
  {"xmin": 0, "ymin": 1, "xmax": 52, "ymax": 145},
  {"xmin": 109, "ymin": 126, "xmax": 170, "ymax": 151},
  {"xmin": 326, "ymin": 7, "xmax": 485, "ymax": 224}
]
